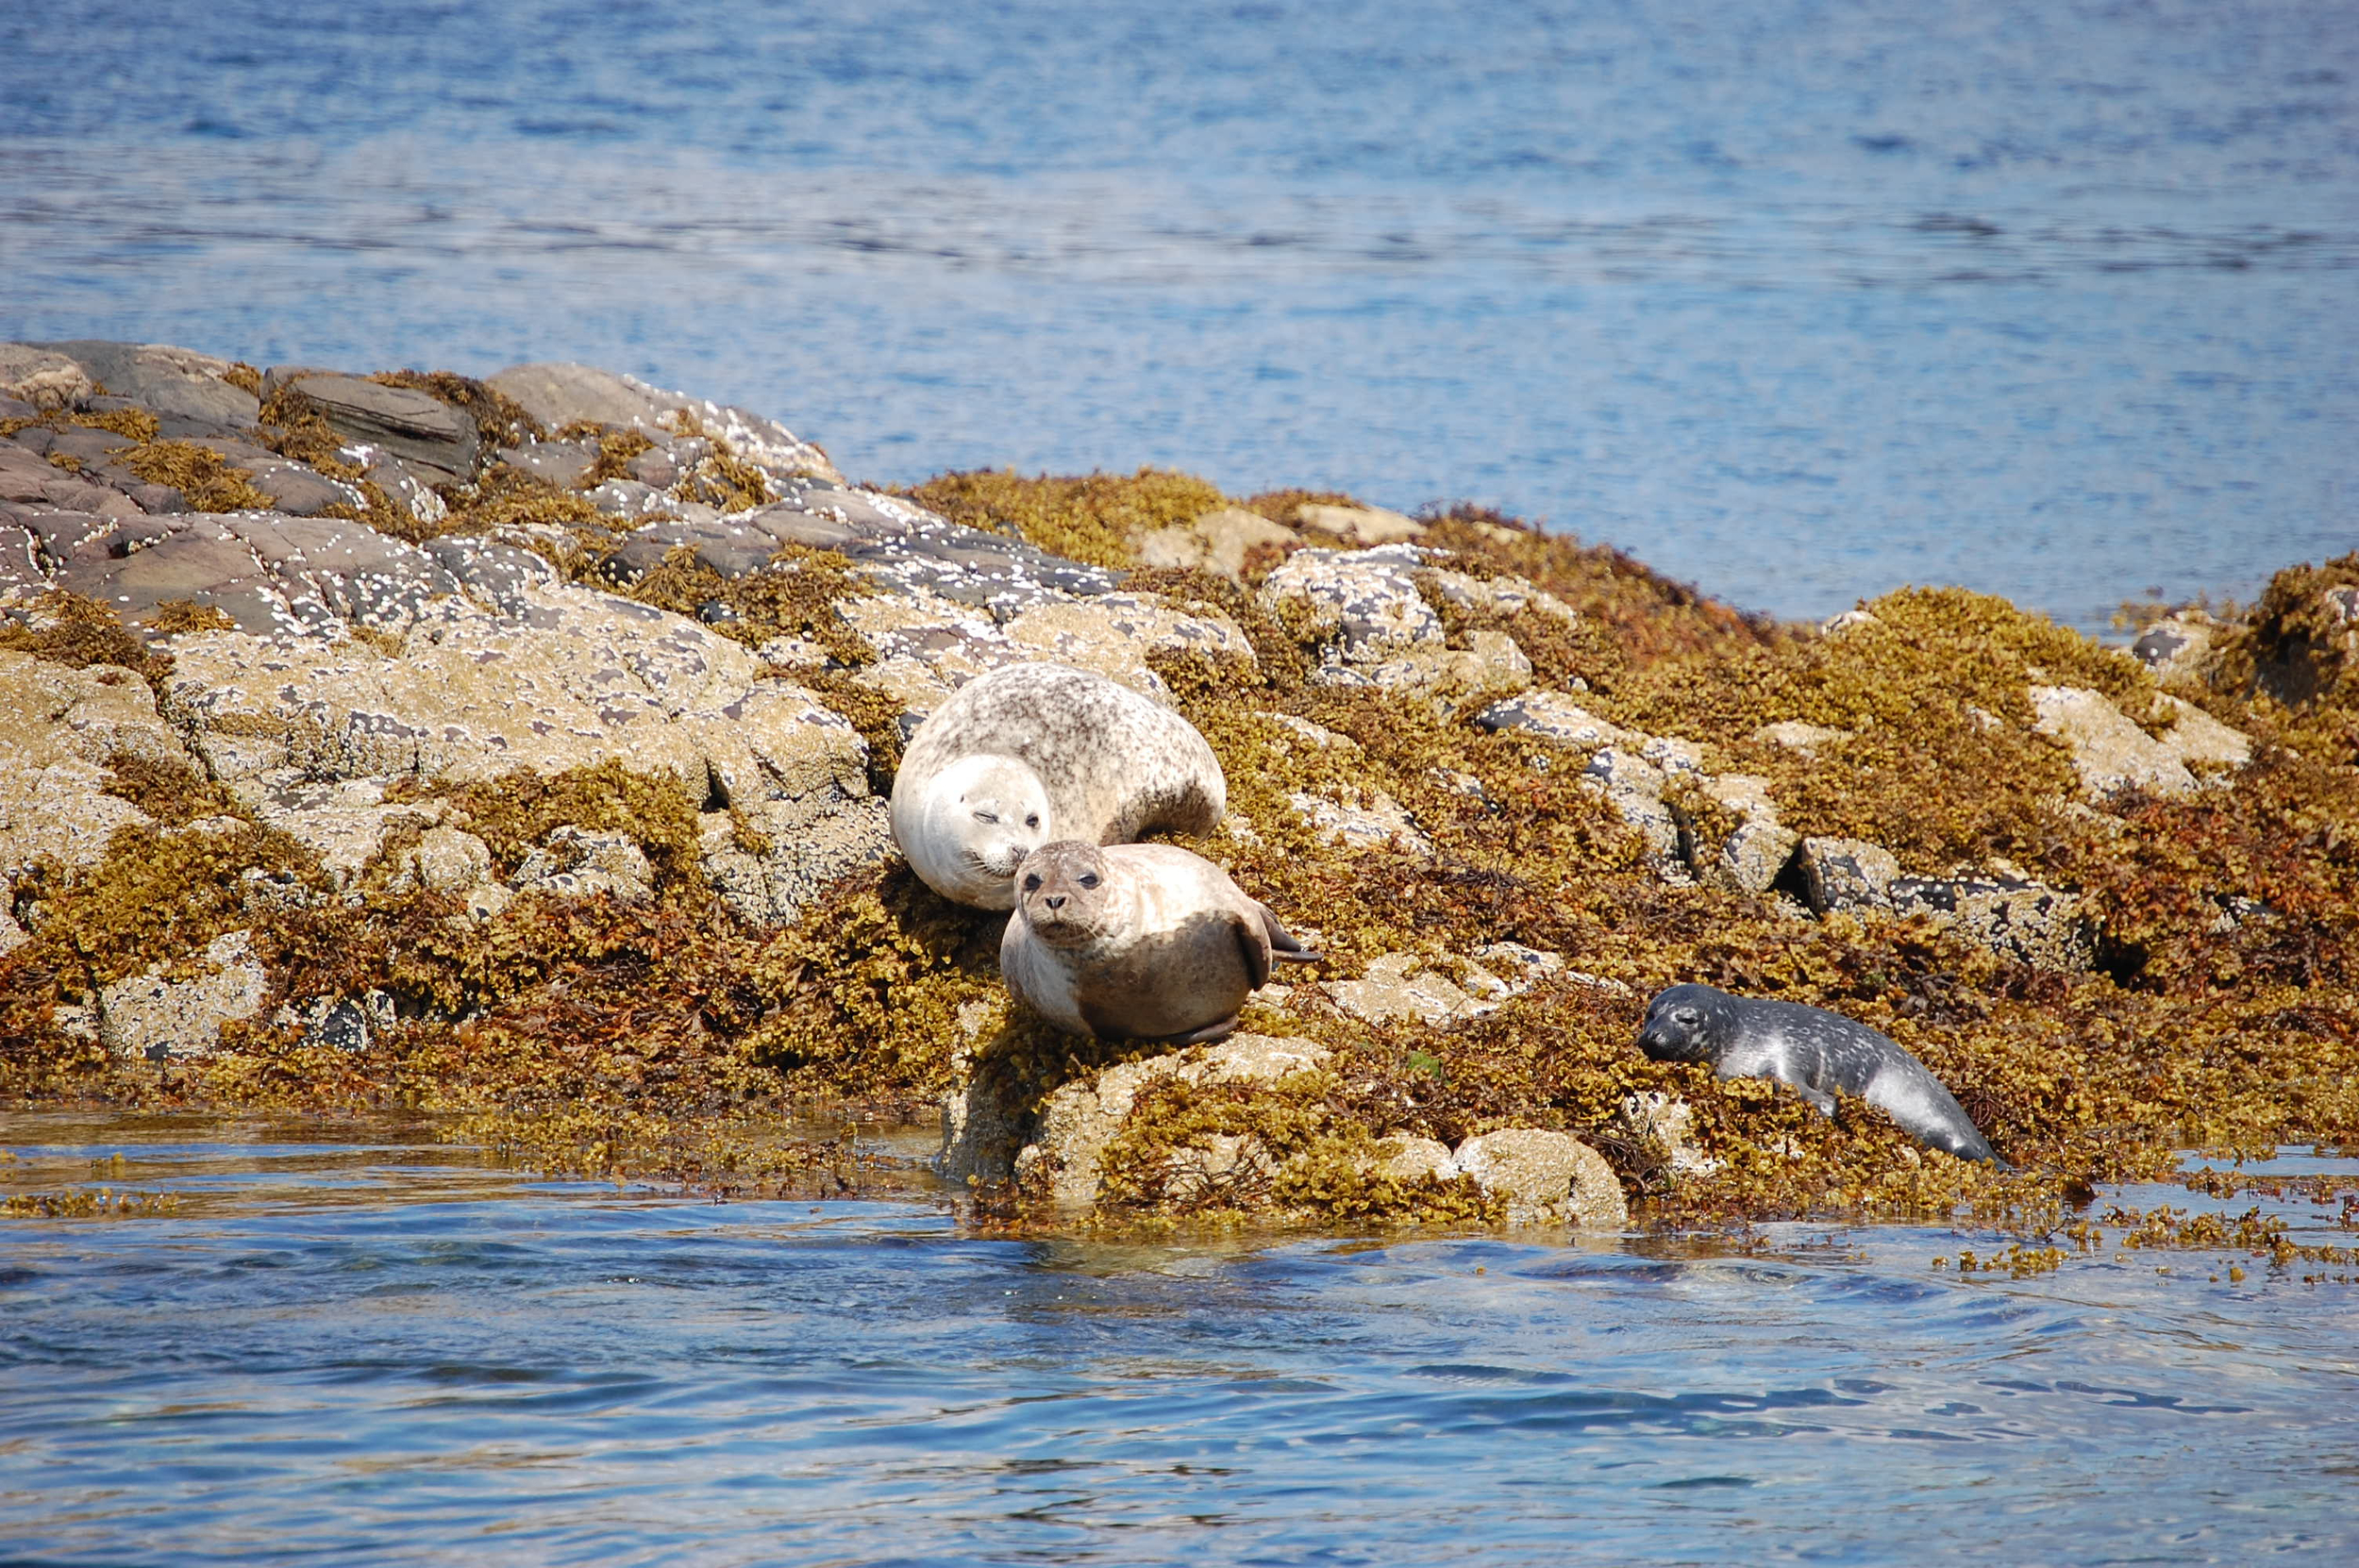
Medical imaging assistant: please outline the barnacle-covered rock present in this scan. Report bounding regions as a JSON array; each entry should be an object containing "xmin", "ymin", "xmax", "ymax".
[
  {"xmin": 57, "ymin": 928, "xmax": 269, "ymax": 1060},
  {"xmin": 2030, "ymin": 684, "xmax": 2249, "ymax": 797},
  {"xmin": 0, "ymin": 648, "xmax": 196, "ymax": 878}
]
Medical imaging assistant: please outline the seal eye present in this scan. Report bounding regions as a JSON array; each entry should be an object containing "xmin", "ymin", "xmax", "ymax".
[
  {"xmin": 973, "ymin": 809, "xmax": 999, "ymax": 825},
  {"xmin": 1025, "ymin": 814, "xmax": 1040, "ymax": 828},
  {"xmin": 1079, "ymin": 873, "xmax": 1100, "ymax": 889},
  {"xmin": 1673, "ymin": 1008, "xmax": 1699, "ymax": 1026},
  {"xmin": 1022, "ymin": 874, "xmax": 1042, "ymax": 892}
]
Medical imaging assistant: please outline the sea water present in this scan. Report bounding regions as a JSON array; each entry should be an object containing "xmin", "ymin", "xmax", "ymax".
[
  {"xmin": 2, "ymin": 0, "xmax": 2353, "ymax": 630},
  {"xmin": 2, "ymin": 1115, "xmax": 2355, "ymax": 1565}
]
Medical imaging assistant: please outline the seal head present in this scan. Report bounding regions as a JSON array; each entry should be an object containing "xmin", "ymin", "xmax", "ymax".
[
  {"xmin": 903, "ymin": 753, "xmax": 1051, "ymax": 907},
  {"xmin": 1011, "ymin": 839, "xmax": 1123, "ymax": 951},
  {"xmin": 1638, "ymin": 981, "xmax": 2003, "ymax": 1165}
]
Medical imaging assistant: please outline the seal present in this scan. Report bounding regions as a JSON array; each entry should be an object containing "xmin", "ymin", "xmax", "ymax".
[
  {"xmin": 889, "ymin": 662, "xmax": 1227, "ymax": 909},
  {"xmin": 1636, "ymin": 982, "xmax": 2003, "ymax": 1164},
  {"xmin": 1000, "ymin": 840, "xmax": 1318, "ymax": 1043}
]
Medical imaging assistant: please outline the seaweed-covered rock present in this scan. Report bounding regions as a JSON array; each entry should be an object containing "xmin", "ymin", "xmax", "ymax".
[
  {"xmin": 1449, "ymin": 1129, "xmax": 1627, "ymax": 1228},
  {"xmin": 1012, "ymin": 1033, "xmax": 1334, "ymax": 1211},
  {"xmin": 59, "ymin": 928, "xmax": 269, "ymax": 1059}
]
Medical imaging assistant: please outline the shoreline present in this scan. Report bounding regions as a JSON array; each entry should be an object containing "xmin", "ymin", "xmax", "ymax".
[{"xmin": 3, "ymin": 339, "xmax": 2354, "ymax": 1260}]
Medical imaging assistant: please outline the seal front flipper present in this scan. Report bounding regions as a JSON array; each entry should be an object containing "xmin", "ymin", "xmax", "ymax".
[{"xmin": 1160, "ymin": 1014, "xmax": 1243, "ymax": 1046}]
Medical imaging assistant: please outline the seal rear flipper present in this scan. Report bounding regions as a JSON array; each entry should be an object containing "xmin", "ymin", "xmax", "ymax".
[{"xmin": 1258, "ymin": 906, "xmax": 1321, "ymax": 964}]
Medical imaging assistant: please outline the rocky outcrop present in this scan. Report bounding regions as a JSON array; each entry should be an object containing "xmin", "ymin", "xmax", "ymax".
[
  {"xmin": 1448, "ymin": 1128, "xmax": 1628, "ymax": 1228},
  {"xmin": 1006, "ymin": 1032, "xmax": 1627, "ymax": 1228},
  {"xmin": 1784, "ymin": 836, "xmax": 2095, "ymax": 970},
  {"xmin": 57, "ymin": 930, "xmax": 269, "ymax": 1060},
  {"xmin": 2030, "ymin": 685, "xmax": 2250, "ymax": 797}
]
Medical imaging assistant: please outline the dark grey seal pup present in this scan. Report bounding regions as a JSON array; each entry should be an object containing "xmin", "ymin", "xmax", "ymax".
[
  {"xmin": 1637, "ymin": 982, "xmax": 2003, "ymax": 1164},
  {"xmin": 1001, "ymin": 840, "xmax": 1319, "ymax": 1043}
]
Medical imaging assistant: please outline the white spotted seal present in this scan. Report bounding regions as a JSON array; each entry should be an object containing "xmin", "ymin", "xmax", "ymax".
[
  {"xmin": 889, "ymin": 662, "xmax": 1227, "ymax": 909},
  {"xmin": 1000, "ymin": 841, "xmax": 1318, "ymax": 1043},
  {"xmin": 1637, "ymin": 982, "xmax": 2004, "ymax": 1164}
]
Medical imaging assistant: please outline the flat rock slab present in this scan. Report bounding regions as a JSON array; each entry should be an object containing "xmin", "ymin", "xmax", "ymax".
[
  {"xmin": 486, "ymin": 362, "xmax": 842, "ymax": 487},
  {"xmin": 284, "ymin": 375, "xmax": 479, "ymax": 485}
]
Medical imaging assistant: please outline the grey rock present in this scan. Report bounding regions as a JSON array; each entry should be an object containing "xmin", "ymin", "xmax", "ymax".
[
  {"xmin": 0, "ymin": 344, "xmax": 97, "ymax": 411},
  {"xmin": 247, "ymin": 463, "xmax": 354, "ymax": 517},
  {"xmin": 284, "ymin": 375, "xmax": 478, "ymax": 485},
  {"xmin": 259, "ymin": 364, "xmax": 343, "ymax": 399},
  {"xmin": 495, "ymin": 439, "xmax": 598, "ymax": 489},
  {"xmin": 32, "ymin": 341, "xmax": 258, "ymax": 430},
  {"xmin": 486, "ymin": 361, "xmax": 682, "ymax": 432},
  {"xmin": 587, "ymin": 478, "xmax": 667, "ymax": 518},
  {"xmin": 486, "ymin": 362, "xmax": 841, "ymax": 486},
  {"xmin": 627, "ymin": 447, "xmax": 679, "ymax": 488},
  {"xmin": 125, "ymin": 483, "xmax": 189, "ymax": 515}
]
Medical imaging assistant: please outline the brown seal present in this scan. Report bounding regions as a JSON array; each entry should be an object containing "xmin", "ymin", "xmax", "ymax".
[{"xmin": 1000, "ymin": 841, "xmax": 1318, "ymax": 1043}]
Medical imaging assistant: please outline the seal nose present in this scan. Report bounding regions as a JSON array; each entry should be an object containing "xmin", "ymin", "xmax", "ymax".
[{"xmin": 1045, "ymin": 893, "xmax": 1065, "ymax": 909}]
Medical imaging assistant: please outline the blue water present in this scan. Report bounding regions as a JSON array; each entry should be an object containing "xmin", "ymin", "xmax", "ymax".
[
  {"xmin": 2, "ymin": 0, "xmax": 2354, "ymax": 630},
  {"xmin": 3, "ymin": 1118, "xmax": 2356, "ymax": 1565}
]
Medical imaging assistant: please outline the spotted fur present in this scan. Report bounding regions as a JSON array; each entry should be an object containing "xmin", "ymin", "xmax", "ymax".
[
  {"xmin": 1638, "ymin": 982, "xmax": 2004, "ymax": 1164},
  {"xmin": 889, "ymin": 661, "xmax": 1227, "ymax": 909}
]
